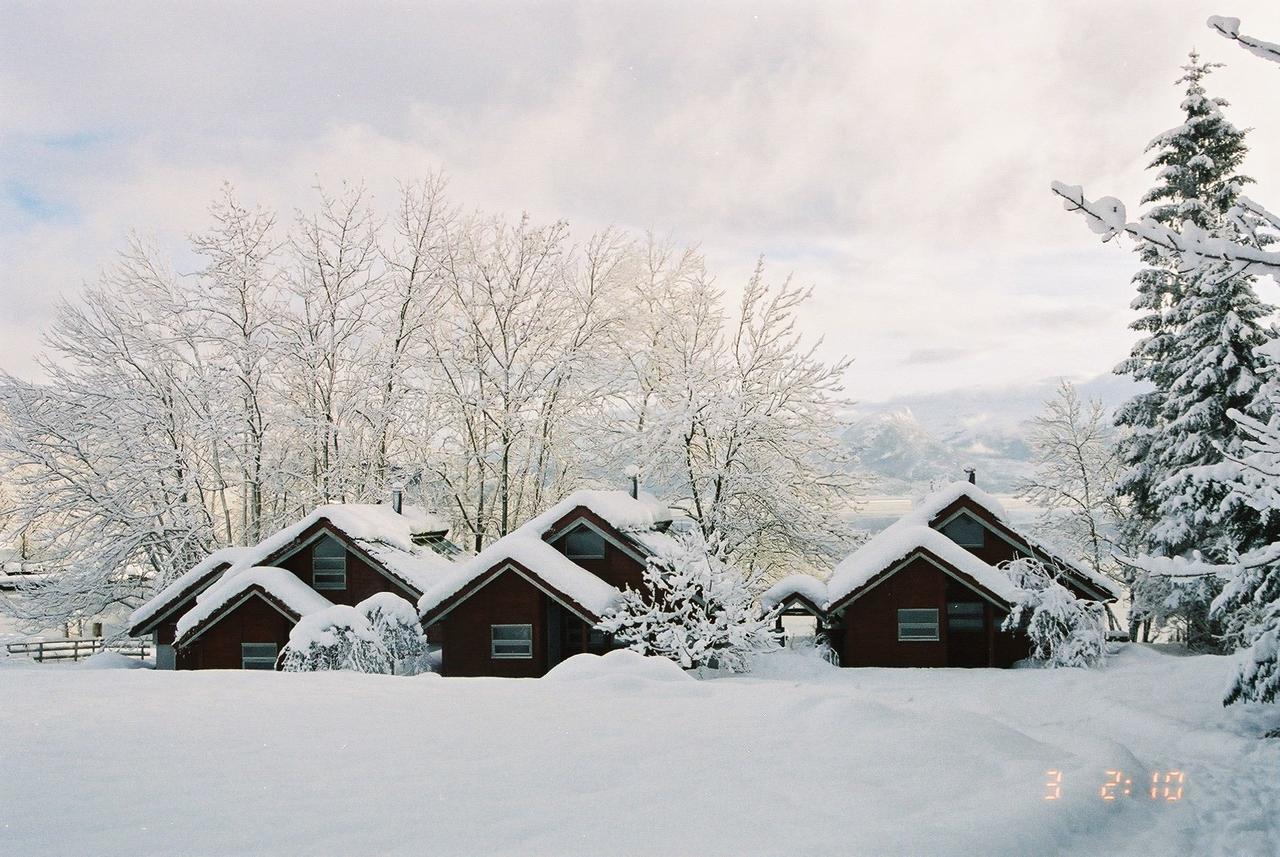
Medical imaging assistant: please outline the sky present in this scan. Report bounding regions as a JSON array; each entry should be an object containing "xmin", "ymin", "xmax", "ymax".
[{"xmin": 2, "ymin": 1, "xmax": 1279, "ymax": 403}]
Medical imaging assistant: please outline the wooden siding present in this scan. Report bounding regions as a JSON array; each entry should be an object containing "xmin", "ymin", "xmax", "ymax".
[
  {"xmin": 273, "ymin": 526, "xmax": 419, "ymax": 607},
  {"xmin": 179, "ymin": 593, "xmax": 295, "ymax": 670},
  {"xmin": 928, "ymin": 496, "xmax": 1105, "ymax": 602},
  {"xmin": 437, "ymin": 567, "xmax": 550, "ymax": 678},
  {"xmin": 835, "ymin": 554, "xmax": 1029, "ymax": 668},
  {"xmin": 542, "ymin": 507, "xmax": 647, "ymax": 592}
]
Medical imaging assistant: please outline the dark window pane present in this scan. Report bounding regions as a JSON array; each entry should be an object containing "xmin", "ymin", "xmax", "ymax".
[
  {"xmin": 941, "ymin": 515, "xmax": 986, "ymax": 548},
  {"xmin": 564, "ymin": 527, "xmax": 606, "ymax": 559}
]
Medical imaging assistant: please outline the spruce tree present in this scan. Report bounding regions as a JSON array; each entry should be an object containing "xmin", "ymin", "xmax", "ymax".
[{"xmin": 1115, "ymin": 52, "xmax": 1273, "ymax": 648}]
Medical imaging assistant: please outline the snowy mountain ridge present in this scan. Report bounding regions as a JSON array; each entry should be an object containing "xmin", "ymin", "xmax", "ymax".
[{"xmin": 844, "ymin": 374, "xmax": 1138, "ymax": 495}]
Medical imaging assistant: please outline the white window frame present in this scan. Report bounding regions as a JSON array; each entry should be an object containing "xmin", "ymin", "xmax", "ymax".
[
  {"xmin": 563, "ymin": 526, "xmax": 606, "ymax": 560},
  {"xmin": 491, "ymin": 624, "xmax": 534, "ymax": 659},
  {"xmin": 312, "ymin": 535, "xmax": 347, "ymax": 590},
  {"xmin": 241, "ymin": 642, "xmax": 278, "ymax": 670},
  {"xmin": 897, "ymin": 608, "xmax": 940, "ymax": 642}
]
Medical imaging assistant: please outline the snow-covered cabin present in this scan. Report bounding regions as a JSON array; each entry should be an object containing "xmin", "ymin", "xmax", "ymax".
[
  {"xmin": 128, "ymin": 504, "xmax": 458, "ymax": 670},
  {"xmin": 771, "ymin": 480, "xmax": 1120, "ymax": 668},
  {"xmin": 418, "ymin": 490, "xmax": 679, "ymax": 677}
]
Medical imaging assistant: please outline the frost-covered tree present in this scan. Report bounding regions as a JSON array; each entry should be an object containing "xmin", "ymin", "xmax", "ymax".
[
  {"xmin": 357, "ymin": 592, "xmax": 429, "ymax": 675},
  {"xmin": 1019, "ymin": 380, "xmax": 1126, "ymax": 588},
  {"xmin": 610, "ymin": 247, "xmax": 857, "ymax": 579},
  {"xmin": 279, "ymin": 605, "xmax": 391, "ymax": 673},
  {"xmin": 190, "ymin": 184, "xmax": 282, "ymax": 545},
  {"xmin": 1002, "ymin": 558, "xmax": 1107, "ymax": 668},
  {"xmin": 0, "ymin": 178, "xmax": 862, "ymax": 631},
  {"xmin": 0, "ymin": 240, "xmax": 221, "ymax": 629},
  {"xmin": 598, "ymin": 531, "xmax": 780, "ymax": 673}
]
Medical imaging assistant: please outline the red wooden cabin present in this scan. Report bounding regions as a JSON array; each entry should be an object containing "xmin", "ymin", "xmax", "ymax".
[
  {"xmin": 419, "ymin": 490, "xmax": 677, "ymax": 677},
  {"xmin": 769, "ymin": 480, "xmax": 1119, "ymax": 668}
]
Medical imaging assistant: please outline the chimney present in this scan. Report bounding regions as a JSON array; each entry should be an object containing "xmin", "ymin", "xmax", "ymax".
[
  {"xmin": 391, "ymin": 485, "xmax": 403, "ymax": 515},
  {"xmin": 964, "ymin": 467, "xmax": 976, "ymax": 485},
  {"xmin": 624, "ymin": 464, "xmax": 641, "ymax": 499}
]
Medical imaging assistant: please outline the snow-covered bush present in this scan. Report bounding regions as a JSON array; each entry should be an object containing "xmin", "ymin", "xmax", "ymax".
[
  {"xmin": 279, "ymin": 605, "xmax": 391, "ymax": 673},
  {"xmin": 1002, "ymin": 558, "xmax": 1107, "ymax": 668},
  {"xmin": 356, "ymin": 592, "xmax": 429, "ymax": 675},
  {"xmin": 597, "ymin": 532, "xmax": 779, "ymax": 673}
]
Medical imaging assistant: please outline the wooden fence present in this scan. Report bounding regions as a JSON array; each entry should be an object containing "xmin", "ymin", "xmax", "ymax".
[{"xmin": 4, "ymin": 637, "xmax": 151, "ymax": 663}]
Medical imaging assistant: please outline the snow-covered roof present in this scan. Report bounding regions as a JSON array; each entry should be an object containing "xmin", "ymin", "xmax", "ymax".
[
  {"xmin": 761, "ymin": 574, "xmax": 830, "ymax": 612},
  {"xmin": 910, "ymin": 480, "xmax": 1009, "ymax": 526},
  {"xmin": 127, "ymin": 547, "xmax": 252, "ymax": 634},
  {"xmin": 174, "ymin": 566, "xmax": 332, "ymax": 644},
  {"xmin": 214, "ymin": 504, "xmax": 456, "ymax": 596},
  {"xmin": 418, "ymin": 535, "xmax": 625, "ymax": 622},
  {"xmin": 523, "ymin": 490, "xmax": 674, "ymax": 538},
  {"xmin": 910, "ymin": 481, "xmax": 1120, "ymax": 600},
  {"xmin": 828, "ymin": 523, "xmax": 1023, "ymax": 608}
]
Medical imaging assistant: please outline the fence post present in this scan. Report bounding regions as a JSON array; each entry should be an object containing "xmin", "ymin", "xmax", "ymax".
[{"xmin": 36, "ymin": 641, "xmax": 43, "ymax": 663}]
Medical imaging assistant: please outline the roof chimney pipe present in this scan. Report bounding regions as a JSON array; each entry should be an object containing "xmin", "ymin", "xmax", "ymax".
[
  {"xmin": 391, "ymin": 485, "xmax": 403, "ymax": 515},
  {"xmin": 624, "ymin": 465, "xmax": 641, "ymax": 499},
  {"xmin": 964, "ymin": 467, "xmax": 976, "ymax": 485}
]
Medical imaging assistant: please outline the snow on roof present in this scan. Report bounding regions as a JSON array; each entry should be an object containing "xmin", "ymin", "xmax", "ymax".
[
  {"xmin": 761, "ymin": 574, "xmax": 830, "ymax": 611},
  {"xmin": 128, "ymin": 546, "xmax": 252, "ymax": 633},
  {"xmin": 521, "ymin": 490, "xmax": 673, "ymax": 538},
  {"xmin": 175, "ymin": 566, "xmax": 332, "ymax": 643},
  {"xmin": 907, "ymin": 481, "xmax": 1120, "ymax": 600},
  {"xmin": 828, "ymin": 522, "xmax": 1023, "ymax": 608},
  {"xmin": 215, "ymin": 504, "xmax": 456, "ymax": 595},
  {"xmin": 418, "ymin": 535, "xmax": 624, "ymax": 621},
  {"xmin": 909, "ymin": 481, "xmax": 1009, "ymax": 526}
]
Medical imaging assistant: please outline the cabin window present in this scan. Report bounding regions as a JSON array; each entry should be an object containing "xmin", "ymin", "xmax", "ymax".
[
  {"xmin": 897, "ymin": 608, "xmax": 939, "ymax": 641},
  {"xmin": 241, "ymin": 643, "xmax": 278, "ymax": 670},
  {"xmin": 563, "ymin": 526, "xmax": 606, "ymax": 560},
  {"xmin": 312, "ymin": 535, "xmax": 347, "ymax": 590},
  {"xmin": 491, "ymin": 624, "xmax": 534, "ymax": 659},
  {"xmin": 947, "ymin": 602, "xmax": 985, "ymax": 632},
  {"xmin": 941, "ymin": 514, "xmax": 986, "ymax": 548}
]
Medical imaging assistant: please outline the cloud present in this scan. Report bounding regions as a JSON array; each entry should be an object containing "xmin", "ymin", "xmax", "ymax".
[
  {"xmin": 903, "ymin": 347, "xmax": 978, "ymax": 365},
  {"xmin": 2, "ymin": 0, "xmax": 1279, "ymax": 397}
]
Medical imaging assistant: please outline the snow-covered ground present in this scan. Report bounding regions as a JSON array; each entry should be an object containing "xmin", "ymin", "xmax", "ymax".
[{"xmin": 2, "ymin": 646, "xmax": 1277, "ymax": 856}]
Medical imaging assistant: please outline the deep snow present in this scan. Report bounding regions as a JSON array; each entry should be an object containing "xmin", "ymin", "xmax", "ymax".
[{"xmin": 1, "ymin": 645, "xmax": 1277, "ymax": 857}]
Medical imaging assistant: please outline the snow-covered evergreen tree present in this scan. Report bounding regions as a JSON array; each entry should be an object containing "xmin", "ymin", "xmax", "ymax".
[
  {"xmin": 1110, "ymin": 53, "xmax": 1273, "ymax": 649},
  {"xmin": 1002, "ymin": 558, "xmax": 1107, "ymax": 668},
  {"xmin": 278, "ymin": 605, "xmax": 391, "ymax": 673},
  {"xmin": 597, "ymin": 531, "xmax": 779, "ymax": 673},
  {"xmin": 357, "ymin": 592, "xmax": 430, "ymax": 675}
]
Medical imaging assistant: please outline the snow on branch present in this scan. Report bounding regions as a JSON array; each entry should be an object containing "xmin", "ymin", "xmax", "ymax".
[
  {"xmin": 1208, "ymin": 16, "xmax": 1280, "ymax": 66},
  {"xmin": 1050, "ymin": 182, "xmax": 1280, "ymax": 278}
]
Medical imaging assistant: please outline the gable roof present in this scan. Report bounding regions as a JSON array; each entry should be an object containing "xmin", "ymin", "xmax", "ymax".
[
  {"xmin": 127, "ymin": 547, "xmax": 252, "ymax": 637},
  {"xmin": 130, "ymin": 504, "xmax": 458, "ymax": 641},
  {"xmin": 920, "ymin": 483, "xmax": 1121, "ymax": 601},
  {"xmin": 761, "ymin": 574, "xmax": 830, "ymax": 615},
  {"xmin": 525, "ymin": 490, "xmax": 674, "ymax": 535},
  {"xmin": 418, "ymin": 536, "xmax": 625, "ymax": 625},
  {"xmin": 827, "ymin": 523, "xmax": 1024, "ymax": 611},
  {"xmin": 203, "ymin": 504, "xmax": 456, "ymax": 598},
  {"xmin": 174, "ymin": 566, "xmax": 333, "ymax": 647},
  {"xmin": 826, "ymin": 481, "xmax": 1120, "ymax": 611}
]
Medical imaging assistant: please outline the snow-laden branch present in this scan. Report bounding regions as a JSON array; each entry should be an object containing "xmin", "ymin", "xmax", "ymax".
[
  {"xmin": 1208, "ymin": 15, "xmax": 1280, "ymax": 66},
  {"xmin": 1050, "ymin": 181, "xmax": 1280, "ymax": 277}
]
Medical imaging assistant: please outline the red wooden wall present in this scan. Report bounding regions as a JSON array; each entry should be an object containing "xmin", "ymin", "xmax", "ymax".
[{"xmin": 181, "ymin": 594, "xmax": 296, "ymax": 670}]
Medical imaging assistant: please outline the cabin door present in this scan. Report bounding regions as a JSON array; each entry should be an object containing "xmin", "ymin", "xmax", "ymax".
[{"xmin": 945, "ymin": 601, "xmax": 989, "ymax": 668}]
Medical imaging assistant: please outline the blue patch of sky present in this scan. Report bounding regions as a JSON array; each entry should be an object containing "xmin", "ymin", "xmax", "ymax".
[{"xmin": 2, "ymin": 181, "xmax": 76, "ymax": 225}]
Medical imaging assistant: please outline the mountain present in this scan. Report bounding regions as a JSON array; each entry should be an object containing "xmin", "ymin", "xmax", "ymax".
[{"xmin": 844, "ymin": 374, "xmax": 1138, "ymax": 496}]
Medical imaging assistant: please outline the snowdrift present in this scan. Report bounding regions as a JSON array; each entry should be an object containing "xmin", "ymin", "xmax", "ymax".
[{"xmin": 543, "ymin": 649, "xmax": 693, "ymax": 683}]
